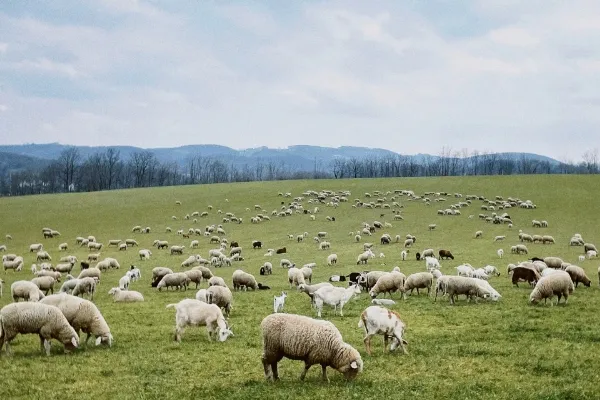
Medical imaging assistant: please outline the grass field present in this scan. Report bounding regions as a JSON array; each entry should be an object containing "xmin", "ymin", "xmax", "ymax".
[{"xmin": 1, "ymin": 175, "xmax": 599, "ymax": 400}]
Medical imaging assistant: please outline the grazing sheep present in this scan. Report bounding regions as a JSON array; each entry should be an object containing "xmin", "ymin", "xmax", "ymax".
[
  {"xmin": 170, "ymin": 245, "xmax": 185, "ymax": 255},
  {"xmin": 166, "ymin": 299, "xmax": 233, "ymax": 342},
  {"xmin": 273, "ymin": 292, "xmax": 287, "ymax": 313},
  {"xmin": 369, "ymin": 272, "xmax": 406, "ymax": 299},
  {"xmin": 206, "ymin": 285, "xmax": 233, "ymax": 317},
  {"xmin": 326, "ymin": 254, "xmax": 338, "ymax": 266},
  {"xmin": 3, "ymin": 257, "xmax": 23, "ymax": 272},
  {"xmin": 31, "ymin": 276, "xmax": 57, "ymax": 295},
  {"xmin": 96, "ymin": 257, "xmax": 120, "ymax": 271},
  {"xmin": 40, "ymin": 293, "xmax": 112, "ymax": 347},
  {"xmin": 0, "ymin": 302, "xmax": 79, "ymax": 356},
  {"xmin": 425, "ymin": 256, "xmax": 441, "ymax": 271},
  {"xmin": 107, "ymin": 287, "xmax": 144, "ymax": 302},
  {"xmin": 511, "ymin": 266, "xmax": 541, "ymax": 287},
  {"xmin": 72, "ymin": 277, "xmax": 97, "ymax": 301},
  {"xmin": 208, "ymin": 276, "xmax": 228, "ymax": 287},
  {"xmin": 157, "ymin": 273, "xmax": 191, "ymax": 291},
  {"xmin": 529, "ymin": 271, "xmax": 574, "ymax": 305},
  {"xmin": 564, "ymin": 265, "xmax": 591, "ymax": 287},
  {"xmin": 497, "ymin": 249, "xmax": 504, "ymax": 259},
  {"xmin": 358, "ymin": 306, "xmax": 408, "ymax": 355},
  {"xmin": 438, "ymin": 249, "xmax": 454, "ymax": 260},
  {"xmin": 543, "ymin": 257, "xmax": 564, "ymax": 269},
  {"xmin": 515, "ymin": 244, "xmax": 528, "ymax": 255},
  {"xmin": 232, "ymin": 269, "xmax": 259, "ymax": 291},
  {"xmin": 77, "ymin": 267, "xmax": 101, "ymax": 282},
  {"xmin": 138, "ymin": 249, "xmax": 152, "ymax": 261},
  {"xmin": 260, "ymin": 313, "xmax": 363, "ymax": 382},
  {"xmin": 422, "ymin": 249, "xmax": 435, "ymax": 258},
  {"xmin": 403, "ymin": 272, "xmax": 433, "ymax": 297},
  {"xmin": 474, "ymin": 231, "xmax": 483, "ymax": 239},
  {"xmin": 11, "ymin": 280, "xmax": 45, "ymax": 302},
  {"xmin": 444, "ymin": 276, "xmax": 497, "ymax": 304}
]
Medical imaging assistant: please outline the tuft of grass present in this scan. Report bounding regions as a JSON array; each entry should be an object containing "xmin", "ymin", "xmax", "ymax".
[{"xmin": 0, "ymin": 175, "xmax": 599, "ymax": 400}]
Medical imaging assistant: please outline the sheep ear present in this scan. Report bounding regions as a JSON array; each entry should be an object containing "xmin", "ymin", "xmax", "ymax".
[
  {"xmin": 71, "ymin": 337, "xmax": 79, "ymax": 347},
  {"xmin": 95, "ymin": 336, "xmax": 102, "ymax": 346},
  {"xmin": 350, "ymin": 361, "xmax": 358, "ymax": 369}
]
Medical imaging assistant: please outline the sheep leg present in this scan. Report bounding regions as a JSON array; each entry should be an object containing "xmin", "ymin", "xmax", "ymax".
[
  {"xmin": 299, "ymin": 363, "xmax": 311, "ymax": 381},
  {"xmin": 261, "ymin": 357, "xmax": 273, "ymax": 380},
  {"xmin": 416, "ymin": 288, "xmax": 420, "ymax": 295},
  {"xmin": 383, "ymin": 335, "xmax": 389, "ymax": 353},
  {"xmin": 321, "ymin": 365, "xmax": 329, "ymax": 383},
  {"xmin": 363, "ymin": 335, "xmax": 373, "ymax": 356}
]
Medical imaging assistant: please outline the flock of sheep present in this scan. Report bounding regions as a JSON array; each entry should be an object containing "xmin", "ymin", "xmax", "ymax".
[{"xmin": 0, "ymin": 187, "xmax": 598, "ymax": 382}]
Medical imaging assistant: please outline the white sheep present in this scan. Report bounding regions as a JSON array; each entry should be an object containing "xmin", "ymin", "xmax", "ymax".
[
  {"xmin": 126, "ymin": 266, "xmax": 141, "ymax": 282},
  {"xmin": 107, "ymin": 287, "xmax": 144, "ymax": 302},
  {"xmin": 444, "ymin": 276, "xmax": 497, "ymax": 304},
  {"xmin": 157, "ymin": 273, "xmax": 191, "ymax": 291},
  {"xmin": 11, "ymin": 280, "xmax": 45, "ymax": 302},
  {"xmin": 403, "ymin": 272, "xmax": 433, "ymax": 297},
  {"xmin": 166, "ymin": 299, "xmax": 233, "ymax": 342},
  {"xmin": 40, "ymin": 293, "xmax": 113, "ymax": 347},
  {"xmin": 72, "ymin": 277, "xmax": 97, "ymax": 301},
  {"xmin": 327, "ymin": 254, "xmax": 338, "ymax": 266},
  {"xmin": 208, "ymin": 276, "xmax": 228, "ymax": 287},
  {"xmin": 232, "ymin": 269, "xmax": 258, "ymax": 291},
  {"xmin": 529, "ymin": 271, "xmax": 574, "ymax": 305},
  {"xmin": 358, "ymin": 305, "xmax": 408, "ymax": 355},
  {"xmin": 313, "ymin": 284, "xmax": 362, "ymax": 317},
  {"xmin": 0, "ymin": 302, "xmax": 79, "ymax": 356},
  {"xmin": 260, "ymin": 313, "xmax": 363, "ymax": 382},
  {"xmin": 206, "ymin": 285, "xmax": 233, "ymax": 317},
  {"xmin": 369, "ymin": 272, "xmax": 406, "ymax": 299},
  {"xmin": 425, "ymin": 256, "xmax": 440, "ymax": 271},
  {"xmin": 497, "ymin": 249, "xmax": 504, "ymax": 259},
  {"xmin": 401, "ymin": 250, "xmax": 409, "ymax": 261},
  {"xmin": 273, "ymin": 291, "xmax": 287, "ymax": 313},
  {"xmin": 138, "ymin": 249, "xmax": 152, "ymax": 261},
  {"xmin": 474, "ymin": 230, "xmax": 483, "ymax": 239},
  {"xmin": 118, "ymin": 274, "xmax": 131, "ymax": 290}
]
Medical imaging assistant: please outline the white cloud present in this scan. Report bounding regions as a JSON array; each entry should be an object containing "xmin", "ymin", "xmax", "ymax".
[{"xmin": 0, "ymin": 104, "xmax": 8, "ymax": 112}]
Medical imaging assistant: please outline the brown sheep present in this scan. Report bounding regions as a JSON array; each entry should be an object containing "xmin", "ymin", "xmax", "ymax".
[
  {"xmin": 276, "ymin": 247, "xmax": 287, "ymax": 254},
  {"xmin": 438, "ymin": 250, "xmax": 454, "ymax": 260},
  {"xmin": 511, "ymin": 266, "xmax": 541, "ymax": 287},
  {"xmin": 230, "ymin": 241, "xmax": 239, "ymax": 248}
]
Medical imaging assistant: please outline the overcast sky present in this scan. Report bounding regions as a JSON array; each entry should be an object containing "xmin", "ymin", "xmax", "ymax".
[{"xmin": 0, "ymin": 0, "xmax": 599, "ymax": 161}]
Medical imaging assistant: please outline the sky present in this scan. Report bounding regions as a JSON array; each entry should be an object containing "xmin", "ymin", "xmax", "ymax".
[{"xmin": 0, "ymin": 0, "xmax": 599, "ymax": 162}]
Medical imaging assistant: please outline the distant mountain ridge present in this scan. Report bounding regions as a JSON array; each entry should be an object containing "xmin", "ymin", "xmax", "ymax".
[{"xmin": 0, "ymin": 143, "xmax": 561, "ymax": 172}]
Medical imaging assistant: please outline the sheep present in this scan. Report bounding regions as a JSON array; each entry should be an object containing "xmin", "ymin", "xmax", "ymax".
[
  {"xmin": 578, "ymin": 255, "xmax": 586, "ymax": 262},
  {"xmin": 455, "ymin": 264, "xmax": 474, "ymax": 277},
  {"xmin": 326, "ymin": 254, "xmax": 338, "ymax": 266},
  {"xmin": 483, "ymin": 265, "xmax": 500, "ymax": 277},
  {"xmin": 497, "ymin": 249, "xmax": 504, "ymax": 259},
  {"xmin": 260, "ymin": 313, "xmax": 362, "ymax": 382},
  {"xmin": 494, "ymin": 235, "xmax": 506, "ymax": 242},
  {"xmin": 280, "ymin": 259, "xmax": 293, "ymax": 269},
  {"xmin": 87, "ymin": 253, "xmax": 100, "ymax": 262},
  {"xmin": 77, "ymin": 267, "xmax": 101, "ymax": 282},
  {"xmin": 511, "ymin": 266, "xmax": 540, "ymax": 287},
  {"xmin": 422, "ymin": 249, "xmax": 435, "ymax": 258},
  {"xmin": 3, "ymin": 257, "xmax": 23, "ymax": 272},
  {"xmin": 300, "ymin": 267, "xmax": 313, "ymax": 284},
  {"xmin": 166, "ymin": 299, "xmax": 233, "ymax": 343},
  {"xmin": 358, "ymin": 271, "xmax": 386, "ymax": 291},
  {"xmin": 543, "ymin": 256, "xmax": 565, "ymax": 269},
  {"xmin": 515, "ymin": 244, "xmax": 528, "ymax": 255},
  {"xmin": 401, "ymin": 250, "xmax": 409, "ymax": 261},
  {"xmin": 206, "ymin": 285, "xmax": 233, "ymax": 316},
  {"xmin": 403, "ymin": 272, "xmax": 433, "ymax": 297},
  {"xmin": 157, "ymin": 273, "xmax": 191, "ymax": 291},
  {"xmin": 474, "ymin": 231, "xmax": 483, "ymax": 239},
  {"xmin": 260, "ymin": 262, "xmax": 273, "ymax": 276},
  {"xmin": 313, "ymin": 284, "xmax": 361, "ymax": 317},
  {"xmin": 35, "ymin": 269, "xmax": 61, "ymax": 281},
  {"xmin": 11, "ymin": 280, "xmax": 45, "ymax": 302},
  {"xmin": 273, "ymin": 292, "xmax": 287, "ymax": 313},
  {"xmin": 588, "ymin": 250, "xmax": 598, "ymax": 259},
  {"xmin": 39, "ymin": 293, "xmax": 112, "ymax": 347},
  {"xmin": 356, "ymin": 250, "xmax": 374, "ymax": 265},
  {"xmin": 564, "ymin": 265, "xmax": 591, "ymax": 287},
  {"xmin": 444, "ymin": 276, "xmax": 496, "ymax": 304},
  {"xmin": 369, "ymin": 272, "xmax": 406, "ymax": 299},
  {"xmin": 584, "ymin": 243, "xmax": 598, "ymax": 254},
  {"xmin": 31, "ymin": 276, "xmax": 57, "ymax": 295},
  {"xmin": 425, "ymin": 256, "xmax": 441, "ymax": 271},
  {"xmin": 29, "ymin": 243, "xmax": 44, "ymax": 253},
  {"xmin": 529, "ymin": 271, "xmax": 574, "ymax": 305},
  {"xmin": 370, "ymin": 298, "xmax": 396, "ymax": 306},
  {"xmin": 208, "ymin": 276, "xmax": 228, "ymax": 288},
  {"xmin": 438, "ymin": 249, "xmax": 454, "ymax": 260},
  {"xmin": 59, "ymin": 278, "xmax": 80, "ymax": 294},
  {"xmin": 358, "ymin": 306, "xmax": 408, "ymax": 356},
  {"xmin": 0, "ymin": 302, "xmax": 79, "ymax": 356},
  {"xmin": 297, "ymin": 282, "xmax": 333, "ymax": 306},
  {"xmin": 126, "ymin": 266, "xmax": 141, "ymax": 282},
  {"xmin": 287, "ymin": 267, "xmax": 305, "ymax": 287},
  {"xmin": 138, "ymin": 249, "xmax": 152, "ymax": 261},
  {"xmin": 232, "ymin": 269, "xmax": 259, "ymax": 291},
  {"xmin": 404, "ymin": 239, "xmax": 413, "ymax": 248},
  {"xmin": 118, "ymin": 274, "xmax": 131, "ymax": 290},
  {"xmin": 87, "ymin": 242, "xmax": 103, "ymax": 251},
  {"xmin": 36, "ymin": 251, "xmax": 52, "ymax": 262},
  {"xmin": 253, "ymin": 240, "xmax": 263, "ymax": 249},
  {"xmin": 276, "ymin": 247, "xmax": 287, "ymax": 254},
  {"xmin": 542, "ymin": 235, "xmax": 555, "ymax": 244},
  {"xmin": 72, "ymin": 277, "xmax": 97, "ymax": 301},
  {"xmin": 96, "ymin": 257, "xmax": 120, "ymax": 271},
  {"xmin": 170, "ymin": 245, "xmax": 185, "ymax": 255},
  {"xmin": 108, "ymin": 287, "xmax": 144, "ymax": 302}
]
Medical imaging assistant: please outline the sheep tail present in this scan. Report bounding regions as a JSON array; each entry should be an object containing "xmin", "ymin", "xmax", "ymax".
[
  {"xmin": 357, "ymin": 310, "xmax": 367, "ymax": 329},
  {"xmin": 165, "ymin": 304, "xmax": 177, "ymax": 309}
]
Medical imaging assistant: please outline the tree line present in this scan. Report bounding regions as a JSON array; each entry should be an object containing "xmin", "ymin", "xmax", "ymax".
[{"xmin": 0, "ymin": 147, "xmax": 598, "ymax": 197}]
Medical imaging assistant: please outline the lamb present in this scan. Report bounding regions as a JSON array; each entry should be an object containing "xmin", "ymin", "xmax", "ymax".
[
  {"xmin": 261, "ymin": 313, "xmax": 365, "ymax": 384},
  {"xmin": 276, "ymin": 247, "xmax": 287, "ymax": 254},
  {"xmin": 166, "ymin": 299, "xmax": 233, "ymax": 343},
  {"xmin": 403, "ymin": 272, "xmax": 433, "ymax": 297},
  {"xmin": 588, "ymin": 250, "xmax": 598, "ymax": 259},
  {"xmin": 313, "ymin": 284, "xmax": 362, "ymax": 317},
  {"xmin": 497, "ymin": 249, "xmax": 504, "ymax": 259},
  {"xmin": 206, "ymin": 285, "xmax": 233, "ymax": 316},
  {"xmin": 151, "ymin": 267, "xmax": 173, "ymax": 287},
  {"xmin": 72, "ymin": 277, "xmax": 97, "ymax": 301},
  {"xmin": 273, "ymin": 292, "xmax": 287, "ymax": 313},
  {"xmin": 138, "ymin": 249, "xmax": 152, "ymax": 261},
  {"xmin": 529, "ymin": 271, "xmax": 574, "ymax": 305},
  {"xmin": 0, "ymin": 302, "xmax": 79, "ymax": 356},
  {"xmin": 157, "ymin": 273, "xmax": 191, "ymax": 291},
  {"xmin": 183, "ymin": 269, "xmax": 203, "ymax": 289},
  {"xmin": 356, "ymin": 250, "xmax": 374, "ymax": 265},
  {"xmin": 401, "ymin": 250, "xmax": 409, "ymax": 261},
  {"xmin": 208, "ymin": 276, "xmax": 228, "ymax": 287},
  {"xmin": 195, "ymin": 289, "xmax": 210, "ymax": 302},
  {"xmin": 40, "ymin": 293, "xmax": 112, "ymax": 347},
  {"xmin": 438, "ymin": 249, "xmax": 454, "ymax": 260},
  {"xmin": 108, "ymin": 287, "xmax": 144, "ymax": 302},
  {"xmin": 253, "ymin": 240, "xmax": 263, "ymax": 249},
  {"xmin": 232, "ymin": 269, "xmax": 259, "ymax": 291},
  {"xmin": 425, "ymin": 256, "xmax": 441, "ymax": 271},
  {"xmin": 260, "ymin": 262, "xmax": 273, "ymax": 275},
  {"xmin": 474, "ymin": 230, "xmax": 483, "ymax": 239},
  {"xmin": 358, "ymin": 306, "xmax": 408, "ymax": 356},
  {"xmin": 483, "ymin": 265, "xmax": 500, "ymax": 277},
  {"xmin": 456, "ymin": 264, "xmax": 474, "ymax": 277},
  {"xmin": 280, "ymin": 259, "xmax": 293, "ymax": 268},
  {"xmin": 371, "ymin": 298, "xmax": 396, "ymax": 306},
  {"xmin": 11, "ymin": 280, "xmax": 45, "ymax": 302},
  {"xmin": 511, "ymin": 266, "xmax": 541, "ymax": 287},
  {"xmin": 493, "ymin": 235, "xmax": 506, "ymax": 242},
  {"xmin": 287, "ymin": 267, "xmax": 305, "ymax": 287},
  {"xmin": 31, "ymin": 276, "xmax": 57, "ymax": 295},
  {"xmin": 327, "ymin": 254, "xmax": 338, "ymax": 266},
  {"xmin": 118, "ymin": 274, "xmax": 131, "ymax": 290},
  {"xmin": 564, "ymin": 265, "xmax": 591, "ymax": 287},
  {"xmin": 369, "ymin": 272, "xmax": 406, "ymax": 299}
]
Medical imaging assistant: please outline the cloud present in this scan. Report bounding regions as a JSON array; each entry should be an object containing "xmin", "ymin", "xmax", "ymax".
[{"xmin": 0, "ymin": 0, "xmax": 599, "ymax": 161}]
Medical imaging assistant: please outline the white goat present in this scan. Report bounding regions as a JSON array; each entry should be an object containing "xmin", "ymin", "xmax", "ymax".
[{"xmin": 273, "ymin": 291, "xmax": 287, "ymax": 313}]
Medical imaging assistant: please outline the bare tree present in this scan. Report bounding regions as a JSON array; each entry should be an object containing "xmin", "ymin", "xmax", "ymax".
[
  {"xmin": 58, "ymin": 147, "xmax": 81, "ymax": 192},
  {"xmin": 130, "ymin": 151, "xmax": 156, "ymax": 187},
  {"xmin": 582, "ymin": 149, "xmax": 599, "ymax": 174}
]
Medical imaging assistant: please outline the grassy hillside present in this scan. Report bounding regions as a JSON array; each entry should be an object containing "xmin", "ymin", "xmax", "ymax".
[{"xmin": 0, "ymin": 175, "xmax": 599, "ymax": 400}]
